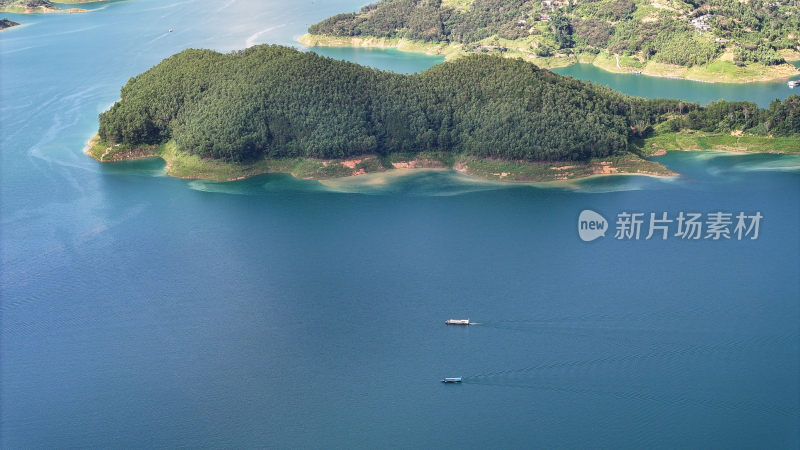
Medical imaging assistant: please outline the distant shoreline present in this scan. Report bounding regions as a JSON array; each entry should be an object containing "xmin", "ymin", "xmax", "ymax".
[
  {"xmin": 299, "ymin": 34, "xmax": 800, "ymax": 84},
  {"xmin": 0, "ymin": 0, "xmax": 112, "ymax": 14},
  {"xmin": 0, "ymin": 6, "xmax": 89, "ymax": 14}
]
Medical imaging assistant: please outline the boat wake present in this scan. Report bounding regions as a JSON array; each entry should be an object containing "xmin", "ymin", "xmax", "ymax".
[
  {"xmin": 467, "ymin": 330, "xmax": 794, "ymax": 381},
  {"xmin": 246, "ymin": 25, "xmax": 286, "ymax": 48},
  {"xmin": 460, "ymin": 378, "xmax": 798, "ymax": 418},
  {"xmin": 456, "ymin": 330, "xmax": 797, "ymax": 417}
]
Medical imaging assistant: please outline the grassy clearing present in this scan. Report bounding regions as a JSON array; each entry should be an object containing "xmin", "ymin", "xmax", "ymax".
[
  {"xmin": 588, "ymin": 53, "xmax": 795, "ymax": 82},
  {"xmin": 455, "ymin": 154, "xmax": 676, "ymax": 182},
  {"xmin": 576, "ymin": 52, "xmax": 597, "ymax": 64},
  {"xmin": 685, "ymin": 60, "xmax": 798, "ymax": 83},
  {"xmin": 86, "ymin": 135, "xmax": 160, "ymax": 161},
  {"xmin": 590, "ymin": 51, "xmax": 645, "ymax": 73},
  {"xmin": 642, "ymin": 59, "xmax": 798, "ymax": 83},
  {"xmin": 88, "ymin": 137, "xmax": 399, "ymax": 181},
  {"xmin": 159, "ymin": 141, "xmax": 287, "ymax": 180},
  {"xmin": 441, "ymin": 0, "xmax": 474, "ymax": 10},
  {"xmin": 779, "ymin": 49, "xmax": 800, "ymax": 62},
  {"xmin": 160, "ymin": 142, "xmax": 395, "ymax": 180},
  {"xmin": 620, "ymin": 55, "xmax": 644, "ymax": 68},
  {"xmin": 640, "ymin": 131, "xmax": 800, "ymax": 156},
  {"xmin": 591, "ymin": 52, "xmax": 626, "ymax": 73},
  {"xmin": 386, "ymin": 151, "xmax": 455, "ymax": 167}
]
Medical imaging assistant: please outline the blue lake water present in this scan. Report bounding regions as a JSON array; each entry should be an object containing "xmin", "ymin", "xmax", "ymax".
[{"xmin": 1, "ymin": 0, "xmax": 799, "ymax": 448}]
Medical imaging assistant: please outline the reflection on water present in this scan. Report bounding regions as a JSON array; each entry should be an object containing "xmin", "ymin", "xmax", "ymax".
[{"xmin": 97, "ymin": 157, "xmax": 168, "ymax": 178}]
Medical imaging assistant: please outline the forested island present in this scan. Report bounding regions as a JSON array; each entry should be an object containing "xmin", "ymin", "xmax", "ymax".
[
  {"xmin": 302, "ymin": 0, "xmax": 800, "ymax": 83},
  {"xmin": 88, "ymin": 45, "xmax": 799, "ymax": 182},
  {"xmin": 0, "ymin": 0, "xmax": 109, "ymax": 14}
]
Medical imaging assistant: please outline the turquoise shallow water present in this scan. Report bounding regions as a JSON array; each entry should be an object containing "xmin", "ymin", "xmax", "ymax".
[
  {"xmin": 310, "ymin": 46, "xmax": 445, "ymax": 73},
  {"xmin": 553, "ymin": 63, "xmax": 800, "ymax": 108},
  {"xmin": 1, "ymin": 1, "xmax": 799, "ymax": 448}
]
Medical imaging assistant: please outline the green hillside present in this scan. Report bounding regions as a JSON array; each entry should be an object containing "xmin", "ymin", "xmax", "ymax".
[{"xmin": 305, "ymin": 0, "xmax": 800, "ymax": 82}]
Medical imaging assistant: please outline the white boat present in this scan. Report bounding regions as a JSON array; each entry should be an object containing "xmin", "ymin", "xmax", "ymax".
[
  {"xmin": 445, "ymin": 319, "xmax": 470, "ymax": 325},
  {"xmin": 788, "ymin": 80, "xmax": 800, "ymax": 88}
]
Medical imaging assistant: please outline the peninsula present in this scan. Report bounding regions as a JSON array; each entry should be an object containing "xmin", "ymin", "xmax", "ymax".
[
  {"xmin": 0, "ymin": 17, "xmax": 19, "ymax": 29},
  {"xmin": 301, "ymin": 0, "xmax": 800, "ymax": 83},
  {"xmin": 87, "ymin": 45, "xmax": 800, "ymax": 182}
]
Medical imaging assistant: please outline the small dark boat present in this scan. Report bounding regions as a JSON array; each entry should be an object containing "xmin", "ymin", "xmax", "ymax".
[{"xmin": 441, "ymin": 377, "xmax": 463, "ymax": 383}]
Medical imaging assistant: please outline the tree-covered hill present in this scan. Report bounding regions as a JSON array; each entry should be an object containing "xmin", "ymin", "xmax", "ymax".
[
  {"xmin": 99, "ymin": 45, "xmax": 649, "ymax": 162},
  {"xmin": 98, "ymin": 45, "xmax": 799, "ymax": 164},
  {"xmin": 308, "ymin": 0, "xmax": 800, "ymax": 72}
]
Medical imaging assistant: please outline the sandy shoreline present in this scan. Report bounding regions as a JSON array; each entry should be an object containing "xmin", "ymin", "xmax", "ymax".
[
  {"xmin": 88, "ymin": 137, "xmax": 800, "ymax": 186},
  {"xmin": 85, "ymin": 136, "xmax": 680, "ymax": 184}
]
